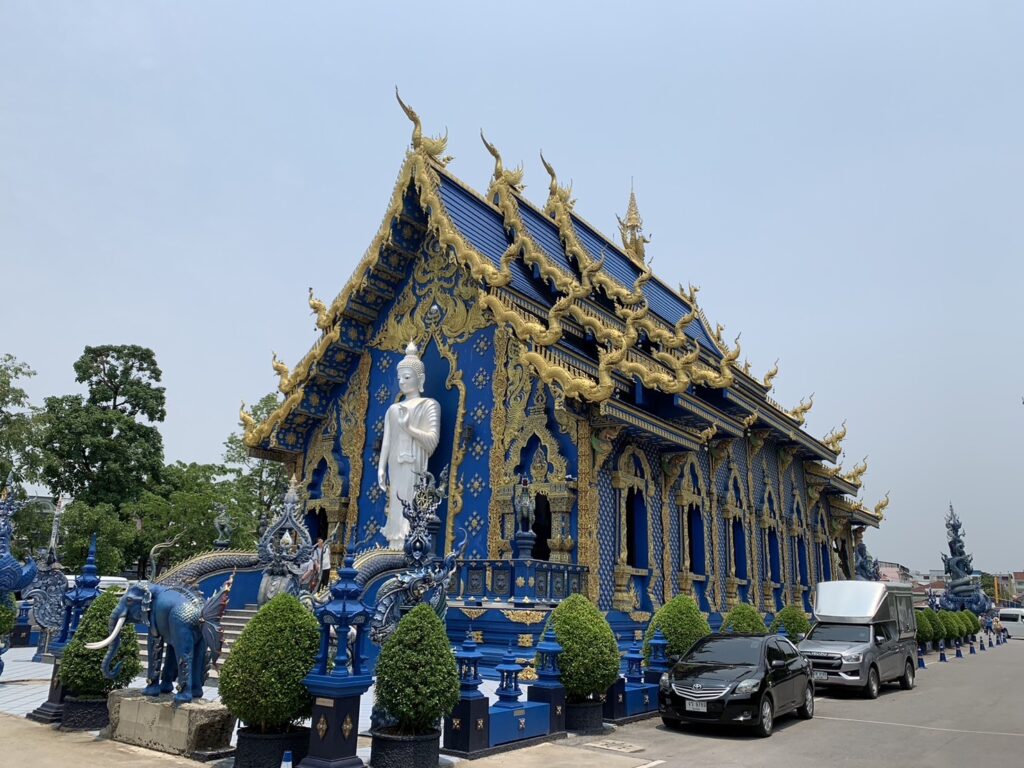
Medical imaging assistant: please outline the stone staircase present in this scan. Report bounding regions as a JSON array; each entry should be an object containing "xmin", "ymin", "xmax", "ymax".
[{"xmin": 137, "ymin": 604, "xmax": 258, "ymax": 686}]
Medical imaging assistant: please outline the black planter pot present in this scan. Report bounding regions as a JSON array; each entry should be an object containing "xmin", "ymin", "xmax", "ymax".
[
  {"xmin": 60, "ymin": 695, "xmax": 109, "ymax": 731},
  {"xmin": 234, "ymin": 726, "xmax": 310, "ymax": 768},
  {"xmin": 565, "ymin": 700, "xmax": 604, "ymax": 734},
  {"xmin": 370, "ymin": 728, "xmax": 440, "ymax": 768}
]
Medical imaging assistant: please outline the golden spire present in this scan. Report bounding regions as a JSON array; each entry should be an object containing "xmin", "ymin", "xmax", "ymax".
[{"xmin": 616, "ymin": 182, "xmax": 650, "ymax": 267}]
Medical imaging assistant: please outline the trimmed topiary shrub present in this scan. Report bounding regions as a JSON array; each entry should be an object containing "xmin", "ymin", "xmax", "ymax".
[
  {"xmin": 955, "ymin": 612, "xmax": 971, "ymax": 637},
  {"xmin": 220, "ymin": 593, "xmax": 319, "ymax": 733},
  {"xmin": 721, "ymin": 602, "xmax": 767, "ymax": 634},
  {"xmin": 0, "ymin": 592, "xmax": 16, "ymax": 636},
  {"xmin": 922, "ymin": 608, "xmax": 941, "ymax": 638},
  {"xmin": 937, "ymin": 611, "xmax": 958, "ymax": 641},
  {"xmin": 59, "ymin": 590, "xmax": 140, "ymax": 698},
  {"xmin": 968, "ymin": 612, "xmax": 981, "ymax": 634},
  {"xmin": 374, "ymin": 603, "xmax": 459, "ymax": 735},
  {"xmin": 769, "ymin": 604, "xmax": 811, "ymax": 638},
  {"xmin": 642, "ymin": 595, "xmax": 710, "ymax": 663},
  {"xmin": 915, "ymin": 611, "xmax": 933, "ymax": 644},
  {"xmin": 546, "ymin": 594, "xmax": 621, "ymax": 703}
]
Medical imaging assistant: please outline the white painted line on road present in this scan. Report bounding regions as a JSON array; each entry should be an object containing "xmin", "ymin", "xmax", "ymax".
[
  {"xmin": 816, "ymin": 716, "xmax": 1023, "ymax": 738},
  {"xmin": 634, "ymin": 761, "xmax": 666, "ymax": 768}
]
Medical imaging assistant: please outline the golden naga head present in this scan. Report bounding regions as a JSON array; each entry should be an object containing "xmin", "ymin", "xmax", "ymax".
[
  {"xmin": 480, "ymin": 130, "xmax": 523, "ymax": 191},
  {"xmin": 788, "ymin": 392, "xmax": 814, "ymax": 425},
  {"xmin": 239, "ymin": 401, "xmax": 256, "ymax": 432},
  {"xmin": 874, "ymin": 491, "xmax": 890, "ymax": 520},
  {"xmin": 762, "ymin": 358, "xmax": 780, "ymax": 389},
  {"xmin": 823, "ymin": 419, "xmax": 848, "ymax": 453},
  {"xmin": 395, "ymin": 87, "xmax": 450, "ymax": 164}
]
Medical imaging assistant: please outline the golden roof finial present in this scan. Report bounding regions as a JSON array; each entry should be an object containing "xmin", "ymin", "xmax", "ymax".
[
  {"xmin": 788, "ymin": 392, "xmax": 814, "ymax": 425},
  {"xmin": 539, "ymin": 151, "xmax": 575, "ymax": 209},
  {"xmin": 616, "ymin": 181, "xmax": 650, "ymax": 266},
  {"xmin": 271, "ymin": 352, "xmax": 292, "ymax": 394},
  {"xmin": 308, "ymin": 287, "xmax": 331, "ymax": 332},
  {"xmin": 394, "ymin": 87, "xmax": 450, "ymax": 165},
  {"xmin": 239, "ymin": 401, "xmax": 256, "ymax": 433},
  {"xmin": 762, "ymin": 358, "xmax": 779, "ymax": 389},
  {"xmin": 823, "ymin": 419, "xmax": 848, "ymax": 453},
  {"xmin": 844, "ymin": 456, "xmax": 869, "ymax": 485},
  {"xmin": 480, "ymin": 130, "xmax": 523, "ymax": 191},
  {"xmin": 874, "ymin": 491, "xmax": 890, "ymax": 520}
]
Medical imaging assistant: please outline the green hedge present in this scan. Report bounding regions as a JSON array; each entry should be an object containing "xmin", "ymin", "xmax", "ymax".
[
  {"xmin": 967, "ymin": 612, "xmax": 981, "ymax": 634},
  {"xmin": 375, "ymin": 604, "xmax": 459, "ymax": 736},
  {"xmin": 220, "ymin": 594, "xmax": 320, "ymax": 733},
  {"xmin": 922, "ymin": 608, "xmax": 941, "ymax": 640},
  {"xmin": 721, "ymin": 602, "xmax": 767, "ymax": 634},
  {"xmin": 642, "ymin": 595, "xmax": 710, "ymax": 663},
  {"xmin": 59, "ymin": 590, "xmax": 141, "ymax": 698},
  {"xmin": 0, "ymin": 592, "xmax": 16, "ymax": 636},
  {"xmin": 545, "ymin": 594, "xmax": 621, "ymax": 702},
  {"xmin": 769, "ymin": 604, "xmax": 811, "ymax": 638},
  {"xmin": 915, "ymin": 611, "xmax": 934, "ymax": 644},
  {"xmin": 936, "ymin": 611, "xmax": 958, "ymax": 641}
]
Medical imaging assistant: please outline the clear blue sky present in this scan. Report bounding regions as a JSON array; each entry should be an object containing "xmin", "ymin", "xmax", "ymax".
[{"xmin": 2, "ymin": 2, "xmax": 1021, "ymax": 573}]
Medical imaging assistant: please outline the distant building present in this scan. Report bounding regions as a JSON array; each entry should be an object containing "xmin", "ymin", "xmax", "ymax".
[{"xmin": 876, "ymin": 560, "xmax": 911, "ymax": 582}]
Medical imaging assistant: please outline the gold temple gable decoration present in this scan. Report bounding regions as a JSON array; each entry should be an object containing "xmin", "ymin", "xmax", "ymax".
[
  {"xmin": 301, "ymin": 403, "xmax": 344, "ymax": 522},
  {"xmin": 501, "ymin": 609, "xmax": 546, "ymax": 625},
  {"xmin": 338, "ymin": 355, "xmax": 370, "ymax": 541}
]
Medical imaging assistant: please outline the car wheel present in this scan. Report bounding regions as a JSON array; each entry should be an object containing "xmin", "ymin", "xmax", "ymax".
[
  {"xmin": 863, "ymin": 666, "xmax": 880, "ymax": 699},
  {"xmin": 797, "ymin": 685, "xmax": 814, "ymax": 719},
  {"xmin": 899, "ymin": 660, "xmax": 915, "ymax": 690},
  {"xmin": 661, "ymin": 716, "xmax": 684, "ymax": 730},
  {"xmin": 755, "ymin": 695, "xmax": 774, "ymax": 738}
]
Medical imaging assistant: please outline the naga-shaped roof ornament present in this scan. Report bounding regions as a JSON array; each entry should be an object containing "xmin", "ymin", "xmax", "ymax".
[
  {"xmin": 843, "ymin": 455, "xmax": 869, "ymax": 485},
  {"xmin": 395, "ymin": 87, "xmax": 451, "ymax": 166},
  {"xmin": 308, "ymin": 287, "xmax": 332, "ymax": 332},
  {"xmin": 480, "ymin": 130, "xmax": 524, "ymax": 192},
  {"xmin": 873, "ymin": 492, "xmax": 890, "ymax": 521},
  {"xmin": 239, "ymin": 400, "xmax": 257, "ymax": 435},
  {"xmin": 539, "ymin": 151, "xmax": 575, "ymax": 209},
  {"xmin": 823, "ymin": 419, "xmax": 847, "ymax": 453},
  {"xmin": 788, "ymin": 393, "xmax": 814, "ymax": 425},
  {"xmin": 762, "ymin": 358, "xmax": 780, "ymax": 389}
]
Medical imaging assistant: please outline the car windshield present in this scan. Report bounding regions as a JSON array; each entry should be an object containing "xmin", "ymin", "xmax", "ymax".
[
  {"xmin": 684, "ymin": 637, "xmax": 763, "ymax": 666},
  {"xmin": 808, "ymin": 623, "xmax": 870, "ymax": 642}
]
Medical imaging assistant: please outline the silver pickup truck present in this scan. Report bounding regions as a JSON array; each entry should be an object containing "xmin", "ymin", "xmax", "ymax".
[{"xmin": 797, "ymin": 581, "xmax": 917, "ymax": 699}]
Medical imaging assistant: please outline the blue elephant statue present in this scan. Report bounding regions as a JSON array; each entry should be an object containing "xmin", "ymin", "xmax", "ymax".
[{"xmin": 86, "ymin": 574, "xmax": 232, "ymax": 704}]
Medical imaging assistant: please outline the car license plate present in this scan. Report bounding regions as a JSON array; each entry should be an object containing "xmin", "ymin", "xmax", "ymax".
[
  {"xmin": 813, "ymin": 671, "xmax": 828, "ymax": 681},
  {"xmin": 685, "ymin": 700, "xmax": 708, "ymax": 713}
]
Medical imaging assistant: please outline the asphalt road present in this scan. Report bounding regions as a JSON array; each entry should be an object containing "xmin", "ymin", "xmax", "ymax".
[{"xmin": 475, "ymin": 637, "xmax": 1024, "ymax": 768}]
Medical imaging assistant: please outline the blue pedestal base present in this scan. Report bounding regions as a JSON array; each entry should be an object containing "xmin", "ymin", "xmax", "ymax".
[{"xmin": 488, "ymin": 701, "xmax": 549, "ymax": 747}]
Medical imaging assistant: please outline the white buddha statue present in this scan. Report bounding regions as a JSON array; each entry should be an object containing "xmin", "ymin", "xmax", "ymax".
[{"xmin": 377, "ymin": 342, "xmax": 441, "ymax": 548}]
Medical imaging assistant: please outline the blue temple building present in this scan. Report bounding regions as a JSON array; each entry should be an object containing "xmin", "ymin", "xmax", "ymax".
[{"xmin": 242, "ymin": 98, "xmax": 887, "ymax": 644}]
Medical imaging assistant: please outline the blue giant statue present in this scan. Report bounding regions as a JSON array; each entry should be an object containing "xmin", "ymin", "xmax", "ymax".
[
  {"xmin": 938, "ymin": 504, "xmax": 991, "ymax": 614},
  {"xmin": 85, "ymin": 539, "xmax": 234, "ymax": 704},
  {"xmin": 0, "ymin": 475, "xmax": 37, "ymax": 678}
]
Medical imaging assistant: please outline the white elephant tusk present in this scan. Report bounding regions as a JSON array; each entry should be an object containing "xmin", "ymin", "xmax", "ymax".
[{"xmin": 84, "ymin": 615, "xmax": 126, "ymax": 650}]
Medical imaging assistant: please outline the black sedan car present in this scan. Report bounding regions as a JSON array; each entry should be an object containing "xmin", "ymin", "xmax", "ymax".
[{"xmin": 658, "ymin": 633, "xmax": 814, "ymax": 737}]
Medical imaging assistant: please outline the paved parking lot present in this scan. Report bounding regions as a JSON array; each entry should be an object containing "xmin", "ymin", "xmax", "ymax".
[{"xmin": 1, "ymin": 639, "xmax": 1020, "ymax": 767}]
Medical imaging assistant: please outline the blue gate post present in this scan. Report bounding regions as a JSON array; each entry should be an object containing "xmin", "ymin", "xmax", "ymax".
[
  {"xmin": 443, "ymin": 631, "xmax": 489, "ymax": 754},
  {"xmin": 644, "ymin": 629, "xmax": 669, "ymax": 684},
  {"xmin": 528, "ymin": 627, "xmax": 566, "ymax": 735},
  {"xmin": 489, "ymin": 643, "xmax": 548, "ymax": 746},
  {"xmin": 299, "ymin": 550, "xmax": 372, "ymax": 768}
]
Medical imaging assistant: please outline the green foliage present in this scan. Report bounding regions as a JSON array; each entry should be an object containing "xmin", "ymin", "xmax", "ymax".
[
  {"xmin": 0, "ymin": 353, "xmax": 42, "ymax": 483},
  {"xmin": 374, "ymin": 604, "xmax": 460, "ymax": 736},
  {"xmin": 768, "ymin": 604, "xmax": 811, "ymax": 638},
  {"xmin": 967, "ymin": 612, "xmax": 981, "ymax": 634},
  {"xmin": 954, "ymin": 612, "xmax": 971, "ymax": 637},
  {"xmin": 546, "ymin": 594, "xmax": 621, "ymax": 702},
  {"xmin": 721, "ymin": 602, "xmax": 767, "ymax": 634},
  {"xmin": 223, "ymin": 393, "xmax": 290, "ymax": 545},
  {"xmin": 39, "ymin": 345, "xmax": 165, "ymax": 508},
  {"xmin": 220, "ymin": 594, "xmax": 320, "ymax": 733},
  {"xmin": 922, "ymin": 608, "xmax": 941, "ymax": 640},
  {"xmin": 11, "ymin": 497, "xmax": 53, "ymax": 561},
  {"xmin": 60, "ymin": 501, "xmax": 135, "ymax": 574},
  {"xmin": 936, "ymin": 611, "xmax": 958, "ymax": 641},
  {"xmin": 59, "ymin": 590, "xmax": 141, "ymax": 698},
  {"xmin": 915, "ymin": 611, "xmax": 933, "ymax": 644},
  {"xmin": 0, "ymin": 592, "xmax": 17, "ymax": 636},
  {"xmin": 643, "ymin": 595, "xmax": 710, "ymax": 663}
]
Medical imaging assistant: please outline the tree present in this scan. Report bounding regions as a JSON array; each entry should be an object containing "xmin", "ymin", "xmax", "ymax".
[
  {"xmin": 0, "ymin": 353, "xmax": 42, "ymax": 482},
  {"xmin": 11, "ymin": 498, "xmax": 55, "ymax": 560},
  {"xmin": 39, "ymin": 346, "xmax": 165, "ymax": 507},
  {"xmin": 60, "ymin": 501, "xmax": 135, "ymax": 575},
  {"xmin": 224, "ymin": 392, "xmax": 290, "ymax": 538},
  {"xmin": 121, "ymin": 461, "xmax": 236, "ymax": 576}
]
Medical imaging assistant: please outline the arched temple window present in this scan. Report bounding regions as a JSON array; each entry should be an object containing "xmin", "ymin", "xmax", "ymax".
[{"xmin": 531, "ymin": 491, "xmax": 551, "ymax": 561}]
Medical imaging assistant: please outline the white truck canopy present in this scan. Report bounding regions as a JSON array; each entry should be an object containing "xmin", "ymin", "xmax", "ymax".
[{"xmin": 814, "ymin": 581, "xmax": 913, "ymax": 624}]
